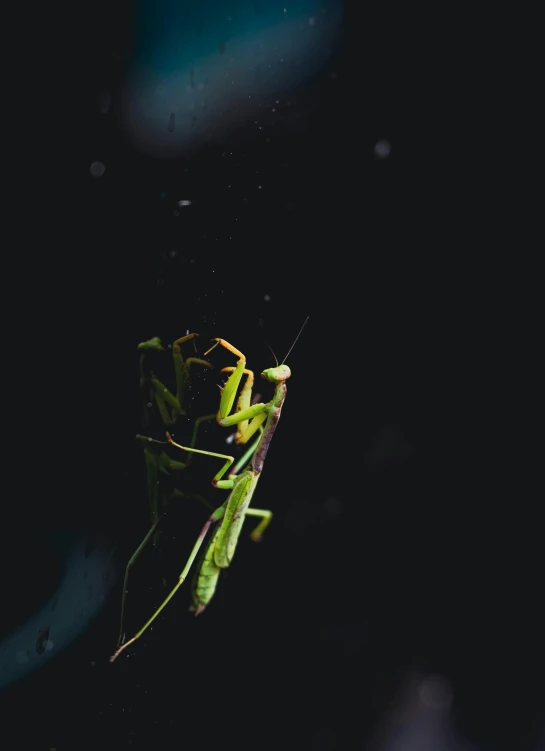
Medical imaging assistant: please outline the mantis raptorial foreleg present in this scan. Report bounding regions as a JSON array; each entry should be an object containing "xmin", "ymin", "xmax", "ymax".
[
  {"xmin": 138, "ymin": 333, "xmax": 210, "ymax": 422},
  {"xmin": 139, "ymin": 333, "xmax": 214, "ymax": 426}
]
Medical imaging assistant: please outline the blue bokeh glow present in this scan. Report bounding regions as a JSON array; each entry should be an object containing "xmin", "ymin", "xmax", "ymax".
[{"xmin": 119, "ymin": 0, "xmax": 342, "ymax": 155}]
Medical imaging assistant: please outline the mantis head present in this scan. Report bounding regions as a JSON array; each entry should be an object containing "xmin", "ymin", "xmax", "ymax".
[
  {"xmin": 137, "ymin": 337, "xmax": 165, "ymax": 351},
  {"xmin": 261, "ymin": 317, "xmax": 308, "ymax": 383},
  {"xmin": 261, "ymin": 364, "xmax": 291, "ymax": 383}
]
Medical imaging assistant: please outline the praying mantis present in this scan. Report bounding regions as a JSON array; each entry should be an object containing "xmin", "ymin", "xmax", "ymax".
[
  {"xmin": 110, "ymin": 320, "xmax": 308, "ymax": 662},
  {"xmin": 138, "ymin": 333, "xmax": 212, "ymax": 427},
  {"xmin": 116, "ymin": 333, "xmax": 215, "ymax": 649},
  {"xmin": 136, "ymin": 333, "xmax": 216, "ymax": 523}
]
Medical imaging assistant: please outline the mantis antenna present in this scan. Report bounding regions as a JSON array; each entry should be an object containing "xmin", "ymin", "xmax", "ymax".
[
  {"xmin": 267, "ymin": 344, "xmax": 279, "ymax": 367},
  {"xmin": 281, "ymin": 315, "xmax": 310, "ymax": 364}
]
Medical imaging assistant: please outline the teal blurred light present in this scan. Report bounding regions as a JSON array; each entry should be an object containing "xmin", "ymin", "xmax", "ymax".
[
  {"xmin": 118, "ymin": 0, "xmax": 343, "ymax": 155},
  {"xmin": 0, "ymin": 531, "xmax": 116, "ymax": 690}
]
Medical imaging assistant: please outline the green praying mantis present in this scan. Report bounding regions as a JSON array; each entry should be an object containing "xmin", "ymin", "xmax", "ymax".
[
  {"xmin": 110, "ymin": 319, "xmax": 308, "ymax": 662},
  {"xmin": 136, "ymin": 332, "xmax": 216, "ymax": 524},
  {"xmin": 138, "ymin": 333, "xmax": 212, "ymax": 427},
  {"xmin": 116, "ymin": 333, "xmax": 216, "ymax": 649}
]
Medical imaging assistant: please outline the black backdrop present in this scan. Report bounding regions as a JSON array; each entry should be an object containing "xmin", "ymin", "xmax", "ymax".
[{"xmin": 2, "ymin": 2, "xmax": 541, "ymax": 750}]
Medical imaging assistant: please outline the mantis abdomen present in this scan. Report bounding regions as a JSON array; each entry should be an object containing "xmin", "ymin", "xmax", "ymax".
[
  {"xmin": 215, "ymin": 471, "xmax": 259, "ymax": 567},
  {"xmin": 191, "ymin": 471, "xmax": 260, "ymax": 611},
  {"xmin": 191, "ymin": 535, "xmax": 221, "ymax": 613}
]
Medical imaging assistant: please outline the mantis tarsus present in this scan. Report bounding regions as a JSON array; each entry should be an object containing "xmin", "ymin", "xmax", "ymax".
[{"xmin": 110, "ymin": 320, "xmax": 308, "ymax": 663}]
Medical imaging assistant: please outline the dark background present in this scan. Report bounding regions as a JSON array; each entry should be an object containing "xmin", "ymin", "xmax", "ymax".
[{"xmin": 3, "ymin": 2, "xmax": 541, "ymax": 750}]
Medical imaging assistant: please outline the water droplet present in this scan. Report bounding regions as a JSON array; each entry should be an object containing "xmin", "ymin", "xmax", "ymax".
[
  {"xmin": 323, "ymin": 497, "xmax": 343, "ymax": 519},
  {"xmin": 419, "ymin": 674, "xmax": 453, "ymax": 708},
  {"xmin": 90, "ymin": 161, "xmax": 106, "ymax": 178},
  {"xmin": 374, "ymin": 139, "xmax": 391, "ymax": 159}
]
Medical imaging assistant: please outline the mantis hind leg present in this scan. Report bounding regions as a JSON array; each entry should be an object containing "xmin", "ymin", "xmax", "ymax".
[
  {"xmin": 111, "ymin": 505, "xmax": 226, "ymax": 662},
  {"xmin": 117, "ymin": 518, "xmax": 161, "ymax": 648},
  {"xmin": 120, "ymin": 418, "xmax": 218, "ymax": 648},
  {"xmin": 245, "ymin": 508, "xmax": 273, "ymax": 542},
  {"xmin": 116, "ymin": 486, "xmax": 218, "ymax": 650}
]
